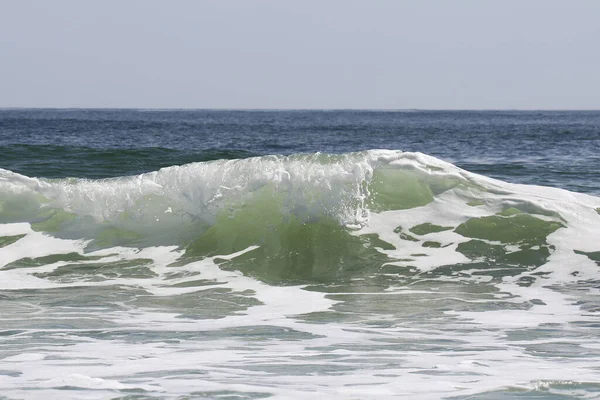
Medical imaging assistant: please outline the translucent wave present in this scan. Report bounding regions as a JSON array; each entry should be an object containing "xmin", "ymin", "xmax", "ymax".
[{"xmin": 1, "ymin": 150, "xmax": 599, "ymax": 284}]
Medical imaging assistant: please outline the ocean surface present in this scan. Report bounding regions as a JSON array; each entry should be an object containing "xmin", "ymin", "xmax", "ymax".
[{"xmin": 1, "ymin": 109, "xmax": 599, "ymax": 399}]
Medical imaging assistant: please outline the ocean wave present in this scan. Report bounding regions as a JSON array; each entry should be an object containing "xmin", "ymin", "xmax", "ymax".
[{"xmin": 1, "ymin": 150, "xmax": 599, "ymax": 284}]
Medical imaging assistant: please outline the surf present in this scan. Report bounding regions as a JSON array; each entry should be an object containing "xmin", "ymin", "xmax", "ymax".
[{"xmin": 1, "ymin": 150, "xmax": 599, "ymax": 287}]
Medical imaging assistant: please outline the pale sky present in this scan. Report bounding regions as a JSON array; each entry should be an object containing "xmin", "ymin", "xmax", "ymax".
[{"xmin": 1, "ymin": 0, "xmax": 599, "ymax": 109}]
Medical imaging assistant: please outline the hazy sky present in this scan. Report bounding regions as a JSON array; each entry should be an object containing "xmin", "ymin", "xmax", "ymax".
[{"xmin": 1, "ymin": 0, "xmax": 599, "ymax": 109}]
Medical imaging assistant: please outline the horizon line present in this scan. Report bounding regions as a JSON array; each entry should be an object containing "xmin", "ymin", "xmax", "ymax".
[{"xmin": 1, "ymin": 107, "xmax": 600, "ymax": 112}]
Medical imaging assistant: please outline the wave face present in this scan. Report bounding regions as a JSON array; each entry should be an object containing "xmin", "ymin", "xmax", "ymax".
[
  {"xmin": 1, "ymin": 150, "xmax": 599, "ymax": 282},
  {"xmin": 2, "ymin": 149, "xmax": 600, "ymax": 399}
]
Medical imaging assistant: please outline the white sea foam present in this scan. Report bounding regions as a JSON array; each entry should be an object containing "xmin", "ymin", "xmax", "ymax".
[{"xmin": 1, "ymin": 151, "xmax": 600, "ymax": 398}]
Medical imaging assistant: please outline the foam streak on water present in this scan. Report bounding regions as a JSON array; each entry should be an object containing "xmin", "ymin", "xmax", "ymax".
[{"xmin": 1, "ymin": 150, "xmax": 600, "ymax": 399}]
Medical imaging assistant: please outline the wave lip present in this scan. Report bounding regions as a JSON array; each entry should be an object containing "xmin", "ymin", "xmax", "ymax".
[{"xmin": 0, "ymin": 150, "xmax": 479, "ymax": 231}]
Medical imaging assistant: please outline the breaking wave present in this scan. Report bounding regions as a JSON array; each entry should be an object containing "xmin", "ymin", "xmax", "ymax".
[{"xmin": 1, "ymin": 150, "xmax": 599, "ymax": 284}]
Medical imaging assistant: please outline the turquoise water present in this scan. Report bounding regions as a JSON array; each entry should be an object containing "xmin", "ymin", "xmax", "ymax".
[{"xmin": 1, "ymin": 110, "xmax": 599, "ymax": 399}]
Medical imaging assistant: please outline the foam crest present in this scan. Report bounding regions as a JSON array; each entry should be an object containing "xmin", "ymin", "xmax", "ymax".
[{"xmin": 0, "ymin": 150, "xmax": 469, "ymax": 228}]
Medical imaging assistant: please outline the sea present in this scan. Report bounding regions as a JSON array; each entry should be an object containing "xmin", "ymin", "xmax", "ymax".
[{"xmin": 1, "ymin": 109, "xmax": 599, "ymax": 400}]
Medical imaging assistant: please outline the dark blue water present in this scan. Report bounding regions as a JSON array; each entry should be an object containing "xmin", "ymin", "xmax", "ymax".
[{"xmin": 1, "ymin": 109, "xmax": 599, "ymax": 194}]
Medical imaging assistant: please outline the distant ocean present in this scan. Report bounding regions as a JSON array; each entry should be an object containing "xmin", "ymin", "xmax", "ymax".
[{"xmin": 1, "ymin": 109, "xmax": 599, "ymax": 399}]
